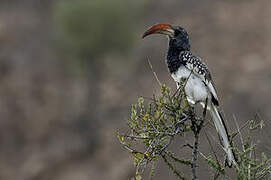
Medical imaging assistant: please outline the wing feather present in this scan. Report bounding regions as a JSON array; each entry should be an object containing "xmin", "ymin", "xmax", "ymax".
[{"xmin": 180, "ymin": 51, "xmax": 219, "ymax": 104}]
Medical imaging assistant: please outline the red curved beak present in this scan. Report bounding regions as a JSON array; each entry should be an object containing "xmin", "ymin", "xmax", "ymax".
[{"xmin": 142, "ymin": 24, "xmax": 175, "ymax": 38}]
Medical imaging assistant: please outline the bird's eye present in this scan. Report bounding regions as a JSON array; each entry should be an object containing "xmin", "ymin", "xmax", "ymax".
[{"xmin": 174, "ymin": 30, "xmax": 180, "ymax": 36}]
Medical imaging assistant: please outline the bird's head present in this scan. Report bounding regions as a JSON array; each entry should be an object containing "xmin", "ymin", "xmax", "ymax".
[{"xmin": 142, "ymin": 23, "xmax": 190, "ymax": 51}]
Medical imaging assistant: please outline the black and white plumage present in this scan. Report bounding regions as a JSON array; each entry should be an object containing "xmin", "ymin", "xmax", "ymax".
[
  {"xmin": 170, "ymin": 51, "xmax": 218, "ymax": 106},
  {"xmin": 143, "ymin": 24, "xmax": 236, "ymax": 166}
]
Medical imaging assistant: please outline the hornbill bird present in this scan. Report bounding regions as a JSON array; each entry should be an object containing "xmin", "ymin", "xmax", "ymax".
[{"xmin": 142, "ymin": 24, "xmax": 236, "ymax": 166}]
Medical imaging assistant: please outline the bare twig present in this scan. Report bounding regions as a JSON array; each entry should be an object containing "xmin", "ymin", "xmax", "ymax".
[
  {"xmin": 165, "ymin": 150, "xmax": 192, "ymax": 165},
  {"xmin": 204, "ymin": 130, "xmax": 223, "ymax": 179},
  {"xmin": 161, "ymin": 153, "xmax": 185, "ymax": 180},
  {"xmin": 248, "ymin": 141, "xmax": 253, "ymax": 180},
  {"xmin": 191, "ymin": 124, "xmax": 200, "ymax": 180},
  {"xmin": 204, "ymin": 130, "xmax": 219, "ymax": 163},
  {"xmin": 233, "ymin": 115, "xmax": 244, "ymax": 150},
  {"xmin": 147, "ymin": 58, "xmax": 162, "ymax": 86}
]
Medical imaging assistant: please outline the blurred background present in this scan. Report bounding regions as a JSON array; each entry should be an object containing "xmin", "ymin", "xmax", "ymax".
[{"xmin": 0, "ymin": 0, "xmax": 270, "ymax": 179}]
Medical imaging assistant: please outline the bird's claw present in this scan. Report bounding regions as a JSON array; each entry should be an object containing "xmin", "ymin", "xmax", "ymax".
[{"xmin": 175, "ymin": 113, "xmax": 190, "ymax": 133}]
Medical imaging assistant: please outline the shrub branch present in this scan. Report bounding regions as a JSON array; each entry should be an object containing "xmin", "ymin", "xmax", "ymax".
[{"xmin": 117, "ymin": 84, "xmax": 270, "ymax": 180}]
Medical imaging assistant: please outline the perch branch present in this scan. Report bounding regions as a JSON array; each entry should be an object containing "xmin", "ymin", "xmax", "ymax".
[{"xmin": 191, "ymin": 98, "xmax": 208, "ymax": 180}]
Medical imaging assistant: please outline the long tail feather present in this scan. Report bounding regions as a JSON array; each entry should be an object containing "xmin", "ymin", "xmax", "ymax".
[{"xmin": 209, "ymin": 103, "xmax": 236, "ymax": 166}]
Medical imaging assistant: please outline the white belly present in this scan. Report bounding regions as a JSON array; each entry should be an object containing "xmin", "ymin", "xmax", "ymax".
[{"xmin": 171, "ymin": 66, "xmax": 209, "ymax": 104}]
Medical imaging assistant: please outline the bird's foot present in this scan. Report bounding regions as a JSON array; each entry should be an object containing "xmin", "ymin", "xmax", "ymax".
[{"xmin": 175, "ymin": 113, "xmax": 190, "ymax": 133}]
